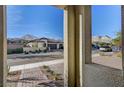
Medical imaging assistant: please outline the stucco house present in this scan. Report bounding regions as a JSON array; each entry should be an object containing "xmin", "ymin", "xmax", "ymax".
[
  {"xmin": 23, "ymin": 37, "xmax": 63, "ymax": 52},
  {"xmin": 40, "ymin": 37, "xmax": 63, "ymax": 50},
  {"xmin": 92, "ymin": 35, "xmax": 112, "ymax": 44}
]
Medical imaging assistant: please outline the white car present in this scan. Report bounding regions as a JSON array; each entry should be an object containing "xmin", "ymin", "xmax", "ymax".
[{"xmin": 99, "ymin": 46, "xmax": 112, "ymax": 52}]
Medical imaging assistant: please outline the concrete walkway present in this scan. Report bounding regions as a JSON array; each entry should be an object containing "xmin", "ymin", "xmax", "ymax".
[
  {"xmin": 92, "ymin": 54, "xmax": 99, "ymax": 57},
  {"xmin": 9, "ymin": 59, "xmax": 64, "ymax": 72}
]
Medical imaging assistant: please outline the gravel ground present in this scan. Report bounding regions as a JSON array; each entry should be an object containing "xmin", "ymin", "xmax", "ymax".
[
  {"xmin": 85, "ymin": 52, "xmax": 124, "ymax": 87},
  {"xmin": 84, "ymin": 64, "xmax": 124, "ymax": 87}
]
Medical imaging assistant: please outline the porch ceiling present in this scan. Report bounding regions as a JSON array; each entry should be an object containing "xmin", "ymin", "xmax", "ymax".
[{"xmin": 54, "ymin": 5, "xmax": 68, "ymax": 9}]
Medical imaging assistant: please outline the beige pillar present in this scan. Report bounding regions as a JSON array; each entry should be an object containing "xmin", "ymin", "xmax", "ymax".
[
  {"xmin": 74, "ymin": 5, "xmax": 92, "ymax": 86},
  {"xmin": 57, "ymin": 5, "xmax": 87, "ymax": 86},
  {"xmin": 0, "ymin": 5, "xmax": 7, "ymax": 87},
  {"xmin": 82, "ymin": 6, "xmax": 92, "ymax": 64},
  {"xmin": 121, "ymin": 5, "xmax": 124, "ymax": 79},
  {"xmin": 64, "ymin": 6, "xmax": 84, "ymax": 87},
  {"xmin": 74, "ymin": 6, "xmax": 82, "ymax": 87},
  {"xmin": 64, "ymin": 6, "xmax": 76, "ymax": 87},
  {"xmin": 64, "ymin": 9, "xmax": 68, "ymax": 86}
]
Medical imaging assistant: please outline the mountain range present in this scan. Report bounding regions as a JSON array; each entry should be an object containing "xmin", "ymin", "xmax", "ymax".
[
  {"xmin": 21, "ymin": 34, "xmax": 38, "ymax": 40},
  {"xmin": 8, "ymin": 34, "xmax": 38, "ymax": 41}
]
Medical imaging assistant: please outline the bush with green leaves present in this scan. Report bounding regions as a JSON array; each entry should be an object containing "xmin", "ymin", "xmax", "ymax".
[
  {"xmin": 98, "ymin": 42, "xmax": 112, "ymax": 47},
  {"xmin": 7, "ymin": 48, "xmax": 23, "ymax": 54}
]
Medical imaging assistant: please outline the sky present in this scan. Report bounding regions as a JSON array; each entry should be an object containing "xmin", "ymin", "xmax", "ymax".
[
  {"xmin": 7, "ymin": 5, "xmax": 121, "ymax": 40},
  {"xmin": 7, "ymin": 5, "xmax": 64, "ymax": 40},
  {"xmin": 92, "ymin": 5, "xmax": 121, "ymax": 38}
]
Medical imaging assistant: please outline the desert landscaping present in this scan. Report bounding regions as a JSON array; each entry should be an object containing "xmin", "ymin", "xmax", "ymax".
[{"xmin": 6, "ymin": 51, "xmax": 64, "ymax": 87}]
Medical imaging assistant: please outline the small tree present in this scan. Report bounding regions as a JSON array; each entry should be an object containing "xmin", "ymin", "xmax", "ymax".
[
  {"xmin": 112, "ymin": 32, "xmax": 121, "ymax": 47},
  {"xmin": 98, "ymin": 42, "xmax": 111, "ymax": 47}
]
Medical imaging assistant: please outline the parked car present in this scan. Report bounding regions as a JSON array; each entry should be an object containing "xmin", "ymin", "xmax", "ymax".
[
  {"xmin": 111, "ymin": 46, "xmax": 121, "ymax": 52},
  {"xmin": 92, "ymin": 44, "xmax": 99, "ymax": 50},
  {"xmin": 99, "ymin": 46, "xmax": 112, "ymax": 52}
]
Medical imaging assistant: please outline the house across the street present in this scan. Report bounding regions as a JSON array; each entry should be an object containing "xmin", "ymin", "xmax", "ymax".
[
  {"xmin": 92, "ymin": 35, "xmax": 112, "ymax": 44},
  {"xmin": 23, "ymin": 37, "xmax": 63, "ymax": 53}
]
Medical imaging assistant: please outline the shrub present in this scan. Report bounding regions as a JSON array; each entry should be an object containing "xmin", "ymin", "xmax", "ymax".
[
  {"xmin": 43, "ymin": 65, "xmax": 49, "ymax": 69},
  {"xmin": 7, "ymin": 48, "xmax": 23, "ymax": 54}
]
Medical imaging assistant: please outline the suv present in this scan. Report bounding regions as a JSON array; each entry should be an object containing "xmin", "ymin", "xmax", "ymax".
[{"xmin": 99, "ymin": 46, "xmax": 112, "ymax": 52}]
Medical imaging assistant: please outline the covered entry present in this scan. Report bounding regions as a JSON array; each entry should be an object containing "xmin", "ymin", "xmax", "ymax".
[{"xmin": 0, "ymin": 5, "xmax": 124, "ymax": 87}]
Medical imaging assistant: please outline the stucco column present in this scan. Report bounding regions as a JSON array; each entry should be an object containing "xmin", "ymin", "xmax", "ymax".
[
  {"xmin": 82, "ymin": 6, "xmax": 92, "ymax": 64},
  {"xmin": 121, "ymin": 6, "xmax": 124, "ymax": 80},
  {"xmin": 64, "ymin": 6, "xmax": 76, "ymax": 87},
  {"xmin": 74, "ymin": 5, "xmax": 92, "ymax": 86},
  {"xmin": 64, "ymin": 6, "xmax": 84, "ymax": 87},
  {"xmin": 64, "ymin": 9, "xmax": 68, "ymax": 87},
  {"xmin": 57, "ymin": 5, "xmax": 90, "ymax": 86},
  {"xmin": 74, "ymin": 6, "xmax": 82, "ymax": 86},
  {"xmin": 0, "ymin": 5, "xmax": 7, "ymax": 87}
]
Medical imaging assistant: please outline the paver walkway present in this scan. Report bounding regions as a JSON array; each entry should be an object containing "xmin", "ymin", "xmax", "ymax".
[
  {"xmin": 17, "ymin": 67, "xmax": 52, "ymax": 87},
  {"xmin": 9, "ymin": 59, "xmax": 64, "ymax": 87},
  {"xmin": 7, "ymin": 62, "xmax": 64, "ymax": 87}
]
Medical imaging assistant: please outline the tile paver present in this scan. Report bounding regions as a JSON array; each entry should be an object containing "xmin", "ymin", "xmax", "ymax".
[{"xmin": 17, "ymin": 67, "xmax": 50, "ymax": 87}]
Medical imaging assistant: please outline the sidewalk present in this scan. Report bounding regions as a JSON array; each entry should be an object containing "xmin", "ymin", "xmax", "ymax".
[{"xmin": 9, "ymin": 59, "xmax": 64, "ymax": 72}]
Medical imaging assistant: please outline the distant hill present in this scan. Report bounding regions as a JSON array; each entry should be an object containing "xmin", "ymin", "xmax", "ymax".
[
  {"xmin": 7, "ymin": 35, "xmax": 63, "ymax": 45},
  {"xmin": 8, "ymin": 34, "xmax": 38, "ymax": 44},
  {"xmin": 21, "ymin": 34, "xmax": 38, "ymax": 40}
]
